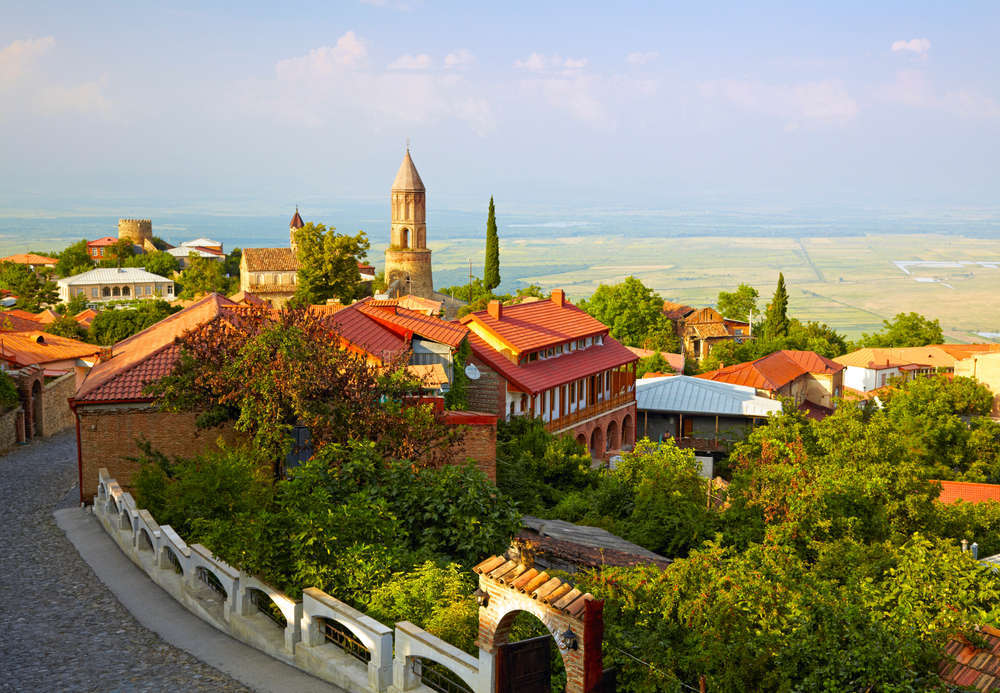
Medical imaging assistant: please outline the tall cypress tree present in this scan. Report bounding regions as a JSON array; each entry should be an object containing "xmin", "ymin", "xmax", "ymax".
[
  {"xmin": 484, "ymin": 196, "xmax": 500, "ymax": 290},
  {"xmin": 764, "ymin": 272, "xmax": 790, "ymax": 340}
]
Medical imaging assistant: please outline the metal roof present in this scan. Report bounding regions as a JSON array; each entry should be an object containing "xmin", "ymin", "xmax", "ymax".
[
  {"xmin": 636, "ymin": 375, "xmax": 782, "ymax": 417},
  {"xmin": 58, "ymin": 267, "xmax": 173, "ymax": 286}
]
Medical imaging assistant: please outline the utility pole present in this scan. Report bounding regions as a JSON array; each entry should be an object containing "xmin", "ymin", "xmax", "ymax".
[{"xmin": 468, "ymin": 258, "xmax": 473, "ymax": 301}]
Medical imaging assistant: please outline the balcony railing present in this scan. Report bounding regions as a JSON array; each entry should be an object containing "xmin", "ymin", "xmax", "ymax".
[{"xmin": 545, "ymin": 392, "xmax": 634, "ymax": 433}]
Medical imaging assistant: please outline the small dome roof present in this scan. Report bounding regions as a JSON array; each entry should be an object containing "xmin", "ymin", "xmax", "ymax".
[
  {"xmin": 392, "ymin": 149, "xmax": 425, "ymax": 191},
  {"xmin": 290, "ymin": 207, "xmax": 304, "ymax": 229}
]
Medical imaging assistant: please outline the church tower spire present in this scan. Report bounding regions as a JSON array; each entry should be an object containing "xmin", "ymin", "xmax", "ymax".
[
  {"xmin": 289, "ymin": 206, "xmax": 304, "ymax": 252},
  {"xmin": 384, "ymin": 147, "xmax": 433, "ymax": 298}
]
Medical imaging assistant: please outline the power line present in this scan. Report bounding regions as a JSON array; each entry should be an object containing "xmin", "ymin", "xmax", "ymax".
[{"xmin": 605, "ymin": 642, "xmax": 702, "ymax": 692}]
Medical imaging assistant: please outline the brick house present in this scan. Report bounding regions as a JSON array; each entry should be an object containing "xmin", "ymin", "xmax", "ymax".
[
  {"xmin": 71, "ymin": 293, "xmax": 498, "ymax": 501},
  {"xmin": 461, "ymin": 290, "xmax": 638, "ymax": 458},
  {"xmin": 697, "ymin": 349, "xmax": 844, "ymax": 419},
  {"xmin": 86, "ymin": 236, "xmax": 118, "ymax": 260}
]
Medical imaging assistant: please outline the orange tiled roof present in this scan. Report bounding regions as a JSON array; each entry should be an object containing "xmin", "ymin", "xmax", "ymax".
[
  {"xmin": 460, "ymin": 297, "xmax": 607, "ymax": 353},
  {"xmin": 87, "ymin": 236, "xmax": 118, "ymax": 247},
  {"xmin": 35, "ymin": 309, "xmax": 59, "ymax": 324},
  {"xmin": 74, "ymin": 293, "xmax": 236, "ymax": 403},
  {"xmin": 698, "ymin": 350, "xmax": 843, "ymax": 391},
  {"xmin": 0, "ymin": 311, "xmax": 46, "ymax": 332},
  {"xmin": 626, "ymin": 346, "xmax": 684, "ymax": 373},
  {"xmin": 393, "ymin": 294, "xmax": 443, "ymax": 315},
  {"xmin": 473, "ymin": 555, "xmax": 595, "ymax": 619},
  {"xmin": 940, "ymin": 626, "xmax": 1000, "ymax": 691},
  {"xmin": 1, "ymin": 253, "xmax": 58, "ymax": 265},
  {"xmin": 935, "ymin": 480, "xmax": 1000, "ymax": 505},
  {"xmin": 834, "ymin": 345, "xmax": 1000, "ymax": 371},
  {"xmin": 242, "ymin": 247, "xmax": 300, "ymax": 272},
  {"xmin": 358, "ymin": 298, "xmax": 467, "ymax": 348},
  {"xmin": 227, "ymin": 291, "xmax": 268, "ymax": 306},
  {"xmin": 662, "ymin": 301, "xmax": 694, "ymax": 320},
  {"xmin": 0, "ymin": 331, "xmax": 99, "ymax": 367},
  {"xmin": 468, "ymin": 332, "xmax": 636, "ymax": 394},
  {"xmin": 74, "ymin": 309, "xmax": 98, "ymax": 328}
]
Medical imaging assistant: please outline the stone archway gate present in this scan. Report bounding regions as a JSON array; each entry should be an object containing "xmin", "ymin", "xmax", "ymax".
[{"xmin": 473, "ymin": 555, "xmax": 606, "ymax": 693}]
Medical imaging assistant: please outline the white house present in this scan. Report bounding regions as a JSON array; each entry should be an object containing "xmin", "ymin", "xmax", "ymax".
[
  {"xmin": 181, "ymin": 238, "xmax": 223, "ymax": 252},
  {"xmin": 167, "ymin": 246, "xmax": 224, "ymax": 269},
  {"xmin": 57, "ymin": 267, "xmax": 174, "ymax": 303}
]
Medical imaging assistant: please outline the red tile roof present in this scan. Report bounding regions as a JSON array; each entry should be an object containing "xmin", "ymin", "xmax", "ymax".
[
  {"xmin": 460, "ymin": 297, "xmax": 607, "ymax": 353},
  {"xmin": 290, "ymin": 208, "xmax": 304, "ymax": 229},
  {"xmin": 74, "ymin": 293, "xmax": 236, "ymax": 403},
  {"xmin": 328, "ymin": 304, "xmax": 407, "ymax": 363},
  {"xmin": 74, "ymin": 309, "xmax": 98, "ymax": 328},
  {"xmin": 358, "ymin": 298, "xmax": 467, "ymax": 347},
  {"xmin": 935, "ymin": 480, "xmax": 1000, "ymax": 505},
  {"xmin": 242, "ymin": 247, "xmax": 299, "ymax": 272},
  {"xmin": 940, "ymin": 626, "xmax": 1000, "ymax": 691},
  {"xmin": 87, "ymin": 236, "xmax": 118, "ymax": 247},
  {"xmin": 626, "ymin": 346, "xmax": 684, "ymax": 373},
  {"xmin": 0, "ymin": 331, "xmax": 100, "ymax": 367},
  {"xmin": 662, "ymin": 301, "xmax": 694, "ymax": 321},
  {"xmin": 1, "ymin": 253, "xmax": 58, "ymax": 265},
  {"xmin": 698, "ymin": 350, "xmax": 843, "ymax": 391},
  {"xmin": 468, "ymin": 332, "xmax": 636, "ymax": 393},
  {"xmin": 0, "ymin": 311, "xmax": 46, "ymax": 332}
]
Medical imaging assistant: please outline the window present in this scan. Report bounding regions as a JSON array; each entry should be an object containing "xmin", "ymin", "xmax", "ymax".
[
  {"xmin": 577, "ymin": 339, "xmax": 585, "ymax": 349},
  {"xmin": 166, "ymin": 285, "xmax": 173, "ymax": 295},
  {"xmin": 145, "ymin": 285, "xmax": 151, "ymax": 295},
  {"xmin": 528, "ymin": 352, "xmax": 538, "ymax": 362},
  {"xmin": 570, "ymin": 382, "xmax": 576, "ymax": 400},
  {"xmin": 101, "ymin": 286, "xmax": 110, "ymax": 297},
  {"xmin": 112, "ymin": 286, "xmax": 121, "ymax": 297},
  {"xmin": 121, "ymin": 286, "xmax": 130, "ymax": 297}
]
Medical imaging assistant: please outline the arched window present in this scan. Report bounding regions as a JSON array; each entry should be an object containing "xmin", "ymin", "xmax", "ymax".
[
  {"xmin": 102, "ymin": 286, "xmax": 111, "ymax": 297},
  {"xmin": 112, "ymin": 286, "xmax": 121, "ymax": 297},
  {"xmin": 121, "ymin": 286, "xmax": 130, "ymax": 297}
]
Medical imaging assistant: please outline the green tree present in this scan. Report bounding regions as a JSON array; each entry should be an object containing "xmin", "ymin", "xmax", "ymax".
[
  {"xmin": 103, "ymin": 238, "xmax": 137, "ymax": 267},
  {"xmin": 177, "ymin": 256, "xmax": 231, "ymax": 299},
  {"xmin": 88, "ymin": 300, "xmax": 180, "ymax": 345},
  {"xmin": 0, "ymin": 370, "xmax": 19, "ymax": 410},
  {"xmin": 578, "ymin": 277, "xmax": 680, "ymax": 352},
  {"xmin": 223, "ymin": 247, "xmax": 242, "ymax": 279},
  {"xmin": 762, "ymin": 272, "xmax": 789, "ymax": 340},
  {"xmin": 716, "ymin": 283, "xmax": 759, "ymax": 322},
  {"xmin": 45, "ymin": 314, "xmax": 88, "ymax": 340},
  {"xmin": 483, "ymin": 196, "xmax": 500, "ymax": 291},
  {"xmin": 636, "ymin": 350, "xmax": 669, "ymax": 377},
  {"xmin": 55, "ymin": 239, "xmax": 93, "ymax": 277},
  {"xmin": 140, "ymin": 250, "xmax": 180, "ymax": 278},
  {"xmin": 62, "ymin": 291, "xmax": 89, "ymax": 315},
  {"xmin": 0, "ymin": 261, "xmax": 59, "ymax": 311},
  {"xmin": 293, "ymin": 222, "xmax": 370, "ymax": 305},
  {"xmin": 855, "ymin": 312, "xmax": 945, "ymax": 348}
]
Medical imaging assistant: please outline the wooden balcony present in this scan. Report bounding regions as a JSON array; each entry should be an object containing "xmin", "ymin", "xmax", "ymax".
[{"xmin": 544, "ymin": 392, "xmax": 635, "ymax": 433}]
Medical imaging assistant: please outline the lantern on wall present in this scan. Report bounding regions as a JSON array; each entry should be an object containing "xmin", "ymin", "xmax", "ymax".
[
  {"xmin": 557, "ymin": 627, "xmax": 578, "ymax": 651},
  {"xmin": 474, "ymin": 587, "xmax": 489, "ymax": 608}
]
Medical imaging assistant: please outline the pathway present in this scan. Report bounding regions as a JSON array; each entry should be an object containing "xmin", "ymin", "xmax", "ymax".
[{"xmin": 0, "ymin": 432, "xmax": 265, "ymax": 692}]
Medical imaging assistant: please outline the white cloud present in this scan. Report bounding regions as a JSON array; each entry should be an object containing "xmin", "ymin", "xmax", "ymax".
[
  {"xmin": 388, "ymin": 53, "xmax": 432, "ymax": 70},
  {"xmin": 892, "ymin": 38, "xmax": 931, "ymax": 57},
  {"xmin": 883, "ymin": 69, "xmax": 1000, "ymax": 118},
  {"xmin": 444, "ymin": 49, "xmax": 475, "ymax": 69},
  {"xmin": 514, "ymin": 53, "xmax": 588, "ymax": 72},
  {"xmin": 626, "ymin": 51, "xmax": 659, "ymax": 66},
  {"xmin": 250, "ymin": 33, "xmax": 496, "ymax": 135},
  {"xmin": 37, "ymin": 78, "xmax": 111, "ymax": 115},
  {"xmin": 702, "ymin": 78, "xmax": 859, "ymax": 129},
  {"xmin": 275, "ymin": 31, "xmax": 367, "ymax": 80},
  {"xmin": 0, "ymin": 36, "xmax": 55, "ymax": 84}
]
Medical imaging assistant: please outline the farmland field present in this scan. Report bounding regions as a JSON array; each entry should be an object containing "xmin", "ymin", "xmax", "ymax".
[{"xmin": 430, "ymin": 233, "xmax": 1000, "ymax": 342}]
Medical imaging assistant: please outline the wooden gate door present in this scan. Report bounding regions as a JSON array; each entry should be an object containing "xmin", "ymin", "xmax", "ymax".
[
  {"xmin": 497, "ymin": 635, "xmax": 551, "ymax": 693},
  {"xmin": 593, "ymin": 667, "xmax": 617, "ymax": 692}
]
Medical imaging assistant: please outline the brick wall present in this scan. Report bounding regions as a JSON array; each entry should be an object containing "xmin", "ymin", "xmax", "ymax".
[
  {"xmin": 77, "ymin": 405, "xmax": 236, "ymax": 502},
  {"xmin": 0, "ymin": 406, "xmax": 24, "ymax": 456},
  {"xmin": 444, "ymin": 414, "xmax": 497, "ymax": 482},
  {"xmin": 467, "ymin": 356, "xmax": 506, "ymax": 417},
  {"xmin": 41, "ymin": 373, "xmax": 75, "ymax": 436}
]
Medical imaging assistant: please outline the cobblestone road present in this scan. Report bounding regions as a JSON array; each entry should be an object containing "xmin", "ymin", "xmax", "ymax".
[{"xmin": 0, "ymin": 432, "xmax": 249, "ymax": 692}]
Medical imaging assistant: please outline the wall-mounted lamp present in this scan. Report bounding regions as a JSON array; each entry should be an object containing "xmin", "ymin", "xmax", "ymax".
[
  {"xmin": 474, "ymin": 587, "xmax": 489, "ymax": 608},
  {"xmin": 557, "ymin": 627, "xmax": 578, "ymax": 651}
]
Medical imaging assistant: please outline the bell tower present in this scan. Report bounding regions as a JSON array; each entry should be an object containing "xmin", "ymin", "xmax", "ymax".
[{"xmin": 384, "ymin": 148, "xmax": 434, "ymax": 298}]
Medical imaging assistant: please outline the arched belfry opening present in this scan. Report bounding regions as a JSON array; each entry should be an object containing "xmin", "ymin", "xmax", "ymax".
[{"xmin": 474, "ymin": 555, "xmax": 608, "ymax": 693}]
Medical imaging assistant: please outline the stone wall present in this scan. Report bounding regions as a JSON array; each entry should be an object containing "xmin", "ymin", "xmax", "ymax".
[
  {"xmin": 0, "ymin": 406, "xmax": 24, "ymax": 456},
  {"xmin": 383, "ymin": 248, "xmax": 433, "ymax": 299},
  {"xmin": 466, "ymin": 357, "xmax": 506, "ymax": 417},
  {"xmin": 41, "ymin": 373, "xmax": 75, "ymax": 437},
  {"xmin": 77, "ymin": 405, "xmax": 236, "ymax": 501}
]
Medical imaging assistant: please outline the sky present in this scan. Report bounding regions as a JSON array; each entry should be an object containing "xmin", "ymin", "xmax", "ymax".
[{"xmin": 1, "ymin": 1, "xmax": 999, "ymax": 215}]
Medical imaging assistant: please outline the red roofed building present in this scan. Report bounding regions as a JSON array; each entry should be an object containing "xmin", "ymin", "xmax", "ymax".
[
  {"xmin": 698, "ymin": 349, "xmax": 844, "ymax": 417},
  {"xmin": 460, "ymin": 290, "xmax": 638, "ymax": 458},
  {"xmin": 1, "ymin": 253, "xmax": 58, "ymax": 271},
  {"xmin": 935, "ymin": 480, "xmax": 1000, "ymax": 505},
  {"xmin": 87, "ymin": 236, "xmax": 118, "ymax": 260}
]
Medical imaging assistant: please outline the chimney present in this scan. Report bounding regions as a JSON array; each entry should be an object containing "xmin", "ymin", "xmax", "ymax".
[
  {"xmin": 99, "ymin": 346, "xmax": 113, "ymax": 361},
  {"xmin": 551, "ymin": 289, "xmax": 565, "ymax": 307},
  {"xmin": 488, "ymin": 300, "xmax": 502, "ymax": 320}
]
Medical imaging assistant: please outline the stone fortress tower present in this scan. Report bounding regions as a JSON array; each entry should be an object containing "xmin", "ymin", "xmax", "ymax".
[
  {"xmin": 384, "ymin": 148, "xmax": 434, "ymax": 299},
  {"xmin": 118, "ymin": 218, "xmax": 153, "ymax": 247}
]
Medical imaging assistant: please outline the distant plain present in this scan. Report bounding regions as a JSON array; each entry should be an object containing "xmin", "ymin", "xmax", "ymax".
[{"xmin": 3, "ymin": 203, "xmax": 999, "ymax": 341}]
